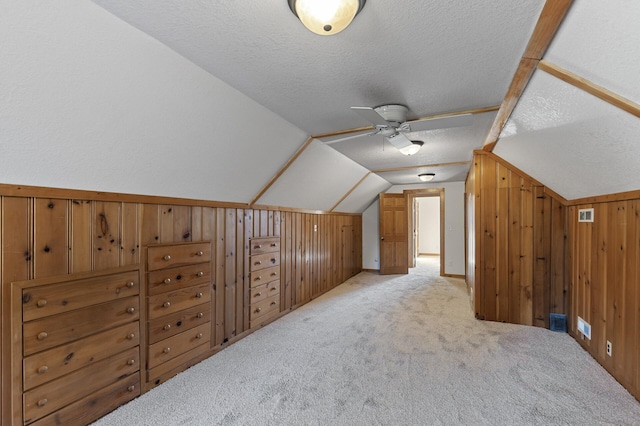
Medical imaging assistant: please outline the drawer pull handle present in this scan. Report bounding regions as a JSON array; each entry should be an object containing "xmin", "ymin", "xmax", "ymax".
[
  {"xmin": 271, "ymin": 272, "xmax": 277, "ymax": 277},
  {"xmin": 126, "ymin": 281, "xmax": 135, "ymax": 288},
  {"xmin": 37, "ymin": 366, "xmax": 48, "ymax": 375},
  {"xmin": 255, "ymin": 276, "xmax": 262, "ymax": 281},
  {"xmin": 163, "ymin": 324, "xmax": 171, "ymax": 331},
  {"xmin": 37, "ymin": 332, "xmax": 48, "ymax": 341},
  {"xmin": 254, "ymin": 307, "xmax": 262, "ymax": 314},
  {"xmin": 195, "ymin": 333, "xmax": 203, "ymax": 339},
  {"xmin": 195, "ymin": 292, "xmax": 203, "ymax": 299},
  {"xmin": 37, "ymin": 398, "xmax": 48, "ymax": 407},
  {"xmin": 163, "ymin": 278, "xmax": 171, "ymax": 285},
  {"xmin": 255, "ymin": 261, "xmax": 262, "ymax": 266},
  {"xmin": 254, "ymin": 292, "xmax": 262, "ymax": 297},
  {"xmin": 162, "ymin": 302, "xmax": 171, "ymax": 309},
  {"xmin": 196, "ymin": 251, "xmax": 204, "ymax": 256},
  {"xmin": 163, "ymin": 254, "xmax": 171, "ymax": 261},
  {"xmin": 196, "ymin": 312, "xmax": 204, "ymax": 319},
  {"xmin": 197, "ymin": 271, "xmax": 204, "ymax": 277},
  {"xmin": 126, "ymin": 307, "xmax": 136, "ymax": 314},
  {"xmin": 270, "ymin": 258, "xmax": 276, "ymax": 263},
  {"xmin": 163, "ymin": 347, "xmax": 171, "ymax": 354},
  {"xmin": 36, "ymin": 299, "xmax": 47, "ymax": 308},
  {"xmin": 127, "ymin": 333, "xmax": 135, "ymax": 340},
  {"xmin": 255, "ymin": 244, "xmax": 262, "ymax": 249},
  {"xmin": 271, "ymin": 301, "xmax": 277, "ymax": 306},
  {"xmin": 270, "ymin": 243, "xmax": 277, "ymax": 247},
  {"xmin": 127, "ymin": 359, "xmax": 136, "ymax": 366},
  {"xmin": 127, "ymin": 385, "xmax": 135, "ymax": 392},
  {"xmin": 270, "ymin": 287, "xmax": 277, "ymax": 291}
]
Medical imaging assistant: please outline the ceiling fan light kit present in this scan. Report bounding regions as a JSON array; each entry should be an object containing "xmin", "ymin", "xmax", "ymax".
[
  {"xmin": 288, "ymin": 0, "xmax": 366, "ymax": 35},
  {"xmin": 419, "ymin": 173, "xmax": 435, "ymax": 182},
  {"xmin": 398, "ymin": 141, "xmax": 424, "ymax": 156}
]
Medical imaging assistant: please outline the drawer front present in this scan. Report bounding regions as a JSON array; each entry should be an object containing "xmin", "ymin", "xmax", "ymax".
[
  {"xmin": 147, "ymin": 262, "xmax": 210, "ymax": 296},
  {"xmin": 250, "ymin": 280, "xmax": 280, "ymax": 304},
  {"xmin": 23, "ymin": 346, "xmax": 139, "ymax": 425},
  {"xmin": 147, "ymin": 323, "xmax": 210, "ymax": 369},
  {"xmin": 22, "ymin": 270, "xmax": 139, "ymax": 322},
  {"xmin": 250, "ymin": 237, "xmax": 280, "ymax": 255},
  {"xmin": 31, "ymin": 372, "xmax": 140, "ymax": 426},
  {"xmin": 24, "ymin": 321, "xmax": 139, "ymax": 391},
  {"xmin": 24, "ymin": 296, "xmax": 139, "ymax": 356},
  {"xmin": 147, "ymin": 284, "xmax": 210, "ymax": 320},
  {"xmin": 250, "ymin": 294, "xmax": 280, "ymax": 322},
  {"xmin": 147, "ymin": 243, "xmax": 211, "ymax": 271},
  {"xmin": 250, "ymin": 252, "xmax": 280, "ymax": 272},
  {"xmin": 249, "ymin": 265, "xmax": 280, "ymax": 288},
  {"xmin": 147, "ymin": 342, "xmax": 209, "ymax": 387},
  {"xmin": 147, "ymin": 303, "xmax": 210, "ymax": 344}
]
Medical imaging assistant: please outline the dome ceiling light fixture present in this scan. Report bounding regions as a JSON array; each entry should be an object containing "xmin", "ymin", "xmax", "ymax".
[
  {"xmin": 419, "ymin": 173, "xmax": 435, "ymax": 182},
  {"xmin": 398, "ymin": 141, "xmax": 424, "ymax": 156},
  {"xmin": 288, "ymin": 0, "xmax": 366, "ymax": 35}
]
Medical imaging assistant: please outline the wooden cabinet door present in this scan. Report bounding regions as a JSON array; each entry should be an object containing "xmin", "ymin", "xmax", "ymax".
[{"xmin": 379, "ymin": 193, "xmax": 409, "ymax": 275}]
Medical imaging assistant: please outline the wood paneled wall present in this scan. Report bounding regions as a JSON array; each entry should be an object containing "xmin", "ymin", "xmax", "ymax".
[
  {"xmin": 1, "ymin": 191, "xmax": 362, "ymax": 425},
  {"xmin": 466, "ymin": 152, "xmax": 568, "ymax": 326},
  {"xmin": 569, "ymin": 200, "xmax": 640, "ymax": 400}
]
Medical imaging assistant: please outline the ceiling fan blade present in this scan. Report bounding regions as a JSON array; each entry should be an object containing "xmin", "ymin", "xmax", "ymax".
[
  {"xmin": 386, "ymin": 132, "xmax": 413, "ymax": 150},
  {"xmin": 321, "ymin": 130, "xmax": 378, "ymax": 145},
  {"xmin": 351, "ymin": 107, "xmax": 392, "ymax": 127},
  {"xmin": 405, "ymin": 113, "xmax": 473, "ymax": 132}
]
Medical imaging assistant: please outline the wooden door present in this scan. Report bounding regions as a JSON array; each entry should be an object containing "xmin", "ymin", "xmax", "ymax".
[{"xmin": 379, "ymin": 193, "xmax": 409, "ymax": 275}]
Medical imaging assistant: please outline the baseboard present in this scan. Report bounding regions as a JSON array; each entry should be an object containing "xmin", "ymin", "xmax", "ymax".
[
  {"xmin": 362, "ymin": 268, "xmax": 380, "ymax": 273},
  {"xmin": 442, "ymin": 273, "xmax": 465, "ymax": 279}
]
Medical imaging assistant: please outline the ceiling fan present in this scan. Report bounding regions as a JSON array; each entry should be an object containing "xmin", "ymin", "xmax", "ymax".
[{"xmin": 324, "ymin": 104, "xmax": 473, "ymax": 155}]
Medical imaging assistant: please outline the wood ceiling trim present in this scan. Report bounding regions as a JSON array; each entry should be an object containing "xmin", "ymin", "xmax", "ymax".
[
  {"xmin": 329, "ymin": 172, "xmax": 371, "ymax": 212},
  {"xmin": 373, "ymin": 161, "xmax": 470, "ymax": 174},
  {"xmin": 483, "ymin": 0, "xmax": 574, "ymax": 150},
  {"xmin": 313, "ymin": 105, "xmax": 500, "ymax": 140},
  {"xmin": 248, "ymin": 137, "xmax": 314, "ymax": 207},
  {"xmin": 539, "ymin": 60, "xmax": 640, "ymax": 119}
]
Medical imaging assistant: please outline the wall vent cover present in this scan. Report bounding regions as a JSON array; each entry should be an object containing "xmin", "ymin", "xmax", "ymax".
[
  {"xmin": 549, "ymin": 313, "xmax": 567, "ymax": 332},
  {"xmin": 578, "ymin": 208, "xmax": 594, "ymax": 222}
]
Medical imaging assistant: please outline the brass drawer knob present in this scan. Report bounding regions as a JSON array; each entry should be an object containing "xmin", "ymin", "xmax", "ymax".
[
  {"xmin": 196, "ymin": 312, "xmax": 204, "ymax": 319},
  {"xmin": 36, "ymin": 299, "xmax": 47, "ymax": 308},
  {"xmin": 254, "ymin": 292, "xmax": 262, "ymax": 297},
  {"xmin": 255, "ymin": 261, "xmax": 262, "ymax": 266},
  {"xmin": 163, "ymin": 254, "xmax": 171, "ymax": 261},
  {"xmin": 195, "ymin": 333, "xmax": 203, "ymax": 339},
  {"xmin": 255, "ymin": 276, "xmax": 262, "ymax": 282},
  {"xmin": 163, "ymin": 324, "xmax": 171, "ymax": 331},
  {"xmin": 254, "ymin": 307, "xmax": 261, "ymax": 314},
  {"xmin": 127, "ymin": 359, "xmax": 135, "ymax": 366},
  {"xmin": 127, "ymin": 333, "xmax": 135, "ymax": 340},
  {"xmin": 37, "ymin": 365, "xmax": 48, "ymax": 375},
  {"xmin": 271, "ymin": 301, "xmax": 277, "ymax": 306},
  {"xmin": 270, "ymin": 243, "xmax": 277, "ymax": 247},
  {"xmin": 126, "ymin": 281, "xmax": 135, "ymax": 288},
  {"xmin": 162, "ymin": 301, "xmax": 171, "ymax": 309},
  {"xmin": 163, "ymin": 278, "xmax": 171, "ymax": 285},
  {"xmin": 37, "ymin": 332, "xmax": 48, "ymax": 341},
  {"xmin": 126, "ymin": 307, "xmax": 135, "ymax": 314},
  {"xmin": 37, "ymin": 398, "xmax": 48, "ymax": 407},
  {"xmin": 196, "ymin": 251, "xmax": 204, "ymax": 256},
  {"xmin": 195, "ymin": 292, "xmax": 203, "ymax": 299},
  {"xmin": 271, "ymin": 272, "xmax": 277, "ymax": 277},
  {"xmin": 197, "ymin": 271, "xmax": 204, "ymax": 277},
  {"xmin": 127, "ymin": 385, "xmax": 135, "ymax": 392},
  {"xmin": 270, "ymin": 287, "xmax": 277, "ymax": 291},
  {"xmin": 163, "ymin": 347, "xmax": 171, "ymax": 354},
  {"xmin": 255, "ymin": 244, "xmax": 262, "ymax": 249}
]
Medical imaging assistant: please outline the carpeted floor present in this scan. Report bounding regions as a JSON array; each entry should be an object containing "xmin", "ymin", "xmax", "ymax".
[{"xmin": 94, "ymin": 257, "xmax": 640, "ymax": 425}]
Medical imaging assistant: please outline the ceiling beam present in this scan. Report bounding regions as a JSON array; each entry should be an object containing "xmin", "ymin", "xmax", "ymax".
[
  {"xmin": 373, "ymin": 161, "xmax": 470, "ymax": 174},
  {"xmin": 483, "ymin": 0, "xmax": 574, "ymax": 151},
  {"xmin": 539, "ymin": 60, "xmax": 640, "ymax": 119},
  {"xmin": 329, "ymin": 172, "xmax": 371, "ymax": 212}
]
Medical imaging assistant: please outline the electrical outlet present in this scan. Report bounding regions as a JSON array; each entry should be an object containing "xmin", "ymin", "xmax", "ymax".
[{"xmin": 607, "ymin": 341, "xmax": 612, "ymax": 356}]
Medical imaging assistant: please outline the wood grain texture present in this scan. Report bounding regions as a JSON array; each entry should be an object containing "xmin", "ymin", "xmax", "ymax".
[{"xmin": 523, "ymin": 0, "xmax": 574, "ymax": 60}]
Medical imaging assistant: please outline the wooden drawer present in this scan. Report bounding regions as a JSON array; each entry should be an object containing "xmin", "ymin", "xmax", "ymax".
[
  {"xmin": 147, "ymin": 242, "xmax": 211, "ymax": 271},
  {"xmin": 23, "ymin": 321, "xmax": 139, "ymax": 391},
  {"xmin": 250, "ymin": 294, "xmax": 280, "ymax": 322},
  {"xmin": 147, "ymin": 323, "xmax": 210, "ymax": 369},
  {"xmin": 31, "ymin": 372, "xmax": 140, "ymax": 426},
  {"xmin": 250, "ymin": 280, "xmax": 280, "ymax": 304},
  {"xmin": 22, "ymin": 270, "xmax": 139, "ymax": 322},
  {"xmin": 250, "ymin": 251, "xmax": 280, "ymax": 272},
  {"xmin": 147, "ymin": 342, "xmax": 209, "ymax": 387},
  {"xmin": 249, "ymin": 265, "xmax": 280, "ymax": 288},
  {"xmin": 147, "ymin": 262, "xmax": 210, "ymax": 296},
  {"xmin": 147, "ymin": 303, "xmax": 210, "ymax": 344},
  {"xmin": 147, "ymin": 283, "xmax": 210, "ymax": 320},
  {"xmin": 23, "ymin": 296, "xmax": 139, "ymax": 356},
  {"xmin": 23, "ymin": 346, "xmax": 139, "ymax": 425},
  {"xmin": 250, "ymin": 237, "xmax": 280, "ymax": 255}
]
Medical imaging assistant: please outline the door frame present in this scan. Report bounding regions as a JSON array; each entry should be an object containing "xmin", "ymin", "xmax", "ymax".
[{"xmin": 404, "ymin": 188, "xmax": 445, "ymax": 276}]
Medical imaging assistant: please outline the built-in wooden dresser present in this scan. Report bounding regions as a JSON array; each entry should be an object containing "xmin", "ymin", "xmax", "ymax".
[
  {"xmin": 10, "ymin": 266, "xmax": 141, "ymax": 426},
  {"xmin": 249, "ymin": 236, "xmax": 281, "ymax": 328},
  {"xmin": 146, "ymin": 242, "xmax": 212, "ymax": 388}
]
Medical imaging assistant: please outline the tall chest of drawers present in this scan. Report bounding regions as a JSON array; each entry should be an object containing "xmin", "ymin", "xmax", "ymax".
[
  {"xmin": 10, "ymin": 266, "xmax": 142, "ymax": 426},
  {"xmin": 249, "ymin": 236, "xmax": 281, "ymax": 328},
  {"xmin": 145, "ymin": 241, "xmax": 212, "ymax": 388}
]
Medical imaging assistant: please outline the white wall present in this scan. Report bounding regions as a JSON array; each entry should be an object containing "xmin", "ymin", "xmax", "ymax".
[
  {"xmin": 417, "ymin": 197, "xmax": 440, "ymax": 255},
  {"xmin": 362, "ymin": 182, "xmax": 465, "ymax": 275}
]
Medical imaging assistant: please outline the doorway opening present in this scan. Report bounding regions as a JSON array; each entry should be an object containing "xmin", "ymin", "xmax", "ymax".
[{"xmin": 404, "ymin": 188, "xmax": 445, "ymax": 276}]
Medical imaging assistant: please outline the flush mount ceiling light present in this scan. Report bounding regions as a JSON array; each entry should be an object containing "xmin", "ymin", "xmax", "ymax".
[
  {"xmin": 418, "ymin": 173, "xmax": 435, "ymax": 182},
  {"xmin": 398, "ymin": 140, "xmax": 423, "ymax": 156},
  {"xmin": 288, "ymin": 0, "xmax": 366, "ymax": 35}
]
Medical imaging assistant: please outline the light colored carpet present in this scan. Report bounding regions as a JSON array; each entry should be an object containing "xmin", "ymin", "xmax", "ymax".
[{"xmin": 94, "ymin": 257, "xmax": 640, "ymax": 425}]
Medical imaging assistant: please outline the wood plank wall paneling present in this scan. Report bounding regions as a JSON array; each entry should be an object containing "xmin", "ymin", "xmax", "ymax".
[
  {"xmin": 467, "ymin": 152, "xmax": 567, "ymax": 326},
  {"xmin": 0, "ymin": 192, "xmax": 363, "ymax": 424},
  {"xmin": 570, "ymin": 200, "xmax": 640, "ymax": 400}
]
